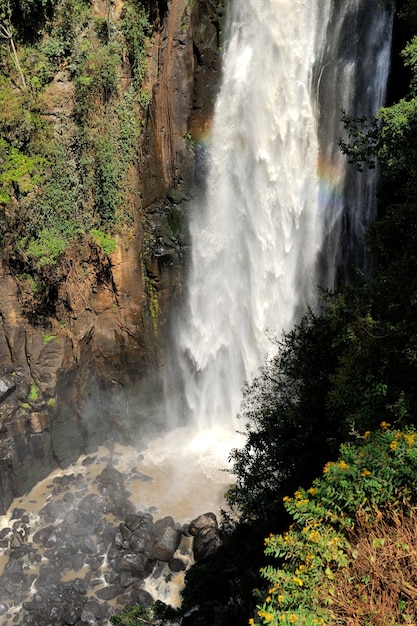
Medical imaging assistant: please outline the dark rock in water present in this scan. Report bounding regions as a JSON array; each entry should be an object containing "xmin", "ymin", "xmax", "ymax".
[
  {"xmin": 113, "ymin": 552, "xmax": 151, "ymax": 577},
  {"xmin": 10, "ymin": 507, "xmax": 26, "ymax": 520},
  {"xmin": 33, "ymin": 526, "xmax": 57, "ymax": 547},
  {"xmin": 78, "ymin": 493, "xmax": 105, "ymax": 517},
  {"xmin": 86, "ymin": 555, "xmax": 104, "ymax": 571},
  {"xmin": 169, "ymin": 557, "xmax": 186, "ymax": 572},
  {"xmin": 83, "ymin": 599, "xmax": 109, "ymax": 621},
  {"xmin": 96, "ymin": 464, "xmax": 125, "ymax": 492},
  {"xmin": 193, "ymin": 525, "xmax": 221, "ymax": 562},
  {"xmin": 129, "ymin": 529, "xmax": 151, "ymax": 553},
  {"xmin": 0, "ymin": 527, "xmax": 10, "ymax": 539},
  {"xmin": 39, "ymin": 499, "xmax": 68, "ymax": 522},
  {"xmin": 188, "ymin": 512, "xmax": 218, "ymax": 536},
  {"xmin": 119, "ymin": 522, "xmax": 132, "ymax": 542},
  {"xmin": 4, "ymin": 558, "xmax": 25, "ymax": 584},
  {"xmin": 149, "ymin": 525, "xmax": 181, "ymax": 562},
  {"xmin": 95, "ymin": 584, "xmax": 123, "ymax": 601},
  {"xmin": 128, "ymin": 587, "xmax": 154, "ymax": 608},
  {"xmin": 63, "ymin": 508, "xmax": 93, "ymax": 533},
  {"xmin": 107, "ymin": 499, "xmax": 136, "ymax": 520},
  {"xmin": 71, "ymin": 578, "xmax": 89, "ymax": 595},
  {"xmin": 124, "ymin": 512, "xmax": 153, "ymax": 532},
  {"xmin": 119, "ymin": 571, "xmax": 138, "ymax": 588},
  {"xmin": 61, "ymin": 606, "xmax": 79, "ymax": 625},
  {"xmin": 186, "ymin": 512, "xmax": 221, "ymax": 562}
]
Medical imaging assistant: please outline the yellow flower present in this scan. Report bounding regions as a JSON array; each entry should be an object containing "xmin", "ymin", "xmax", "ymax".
[
  {"xmin": 296, "ymin": 498, "xmax": 308, "ymax": 507},
  {"xmin": 266, "ymin": 596, "xmax": 271, "ymax": 603},
  {"xmin": 363, "ymin": 431, "xmax": 371, "ymax": 438},
  {"xmin": 308, "ymin": 530, "xmax": 320, "ymax": 543},
  {"xmin": 293, "ymin": 576, "xmax": 303, "ymax": 586},
  {"xmin": 361, "ymin": 468, "xmax": 371, "ymax": 477},
  {"xmin": 283, "ymin": 495, "xmax": 291, "ymax": 502},
  {"xmin": 307, "ymin": 487, "xmax": 317, "ymax": 495},
  {"xmin": 278, "ymin": 595, "xmax": 284, "ymax": 603},
  {"xmin": 380, "ymin": 421, "xmax": 390, "ymax": 429},
  {"xmin": 289, "ymin": 614, "xmax": 298, "ymax": 623},
  {"xmin": 339, "ymin": 460, "xmax": 349, "ymax": 470},
  {"xmin": 249, "ymin": 620, "xmax": 255, "ymax": 625},
  {"xmin": 294, "ymin": 490, "xmax": 303, "ymax": 499},
  {"xmin": 258, "ymin": 610, "xmax": 274, "ymax": 623},
  {"xmin": 323, "ymin": 462, "xmax": 333, "ymax": 474},
  {"xmin": 406, "ymin": 433, "xmax": 416, "ymax": 447},
  {"xmin": 390, "ymin": 439, "xmax": 398, "ymax": 451}
]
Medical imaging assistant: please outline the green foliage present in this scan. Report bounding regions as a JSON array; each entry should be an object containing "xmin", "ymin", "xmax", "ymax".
[
  {"xmin": 110, "ymin": 604, "xmax": 150, "ymax": 626},
  {"xmin": 110, "ymin": 602, "xmax": 178, "ymax": 626},
  {"xmin": 74, "ymin": 37, "xmax": 121, "ymax": 116},
  {"xmin": 0, "ymin": 137, "xmax": 46, "ymax": 203},
  {"xmin": 121, "ymin": 0, "xmax": 151, "ymax": 90},
  {"xmin": 24, "ymin": 227, "xmax": 67, "ymax": 266},
  {"xmin": 0, "ymin": 0, "xmax": 152, "ymax": 317},
  {"xmin": 90, "ymin": 229, "xmax": 117, "ymax": 255},
  {"xmin": 339, "ymin": 110, "xmax": 380, "ymax": 171},
  {"xmin": 28, "ymin": 382, "xmax": 39, "ymax": 401},
  {"xmin": 253, "ymin": 426, "xmax": 417, "ymax": 625}
]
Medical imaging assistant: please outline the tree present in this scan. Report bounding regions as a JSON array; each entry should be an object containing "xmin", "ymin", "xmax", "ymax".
[{"xmin": 0, "ymin": 0, "xmax": 26, "ymax": 89}]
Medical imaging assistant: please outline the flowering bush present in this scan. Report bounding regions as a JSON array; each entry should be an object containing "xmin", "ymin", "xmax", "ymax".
[{"xmin": 251, "ymin": 425, "xmax": 417, "ymax": 625}]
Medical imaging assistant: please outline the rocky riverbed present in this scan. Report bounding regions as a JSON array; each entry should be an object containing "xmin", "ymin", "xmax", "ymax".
[{"xmin": 0, "ymin": 434, "xmax": 231, "ymax": 625}]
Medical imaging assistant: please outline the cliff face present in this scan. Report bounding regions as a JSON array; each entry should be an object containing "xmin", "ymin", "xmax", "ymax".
[{"xmin": 0, "ymin": 0, "xmax": 223, "ymax": 513}]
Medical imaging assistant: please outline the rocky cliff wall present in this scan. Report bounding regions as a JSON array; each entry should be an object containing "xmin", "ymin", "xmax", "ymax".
[{"xmin": 0, "ymin": 0, "xmax": 223, "ymax": 513}]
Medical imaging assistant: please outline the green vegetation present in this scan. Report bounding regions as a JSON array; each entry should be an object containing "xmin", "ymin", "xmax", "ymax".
[
  {"xmin": 253, "ymin": 426, "xmax": 417, "ymax": 625},
  {"xmin": 0, "ymin": 0, "xmax": 151, "ymax": 317},
  {"xmin": 28, "ymin": 382, "xmax": 39, "ymax": 401}
]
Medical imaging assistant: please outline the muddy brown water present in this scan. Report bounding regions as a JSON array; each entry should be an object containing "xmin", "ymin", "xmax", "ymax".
[{"xmin": 0, "ymin": 427, "xmax": 240, "ymax": 625}]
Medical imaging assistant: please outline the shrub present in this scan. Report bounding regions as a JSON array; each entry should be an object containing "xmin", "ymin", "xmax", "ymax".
[
  {"xmin": 252, "ymin": 426, "xmax": 417, "ymax": 625},
  {"xmin": 90, "ymin": 228, "xmax": 117, "ymax": 255}
]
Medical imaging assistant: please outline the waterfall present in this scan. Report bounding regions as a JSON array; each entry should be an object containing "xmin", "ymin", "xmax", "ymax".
[{"xmin": 166, "ymin": 0, "xmax": 393, "ymax": 432}]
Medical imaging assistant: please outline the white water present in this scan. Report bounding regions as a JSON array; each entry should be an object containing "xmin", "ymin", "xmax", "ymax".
[{"xmin": 167, "ymin": 0, "xmax": 393, "ymax": 432}]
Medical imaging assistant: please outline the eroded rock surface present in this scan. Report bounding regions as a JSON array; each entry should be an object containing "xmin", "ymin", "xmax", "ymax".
[{"xmin": 0, "ymin": 0, "xmax": 224, "ymax": 514}]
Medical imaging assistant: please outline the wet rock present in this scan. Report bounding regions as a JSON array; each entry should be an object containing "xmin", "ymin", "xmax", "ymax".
[
  {"xmin": 33, "ymin": 526, "xmax": 58, "ymax": 547},
  {"xmin": 83, "ymin": 599, "xmax": 108, "ymax": 621},
  {"xmin": 71, "ymin": 578, "xmax": 88, "ymax": 594},
  {"xmin": 63, "ymin": 508, "xmax": 93, "ymax": 533},
  {"xmin": 130, "ymin": 587, "xmax": 154, "ymax": 608},
  {"xmin": 95, "ymin": 584, "xmax": 123, "ymax": 600},
  {"xmin": 113, "ymin": 552, "xmax": 151, "ymax": 577},
  {"xmin": 149, "ymin": 524, "xmax": 181, "ymax": 562},
  {"xmin": 39, "ymin": 499, "xmax": 68, "ymax": 522},
  {"xmin": 119, "ymin": 522, "xmax": 132, "ymax": 542},
  {"xmin": 86, "ymin": 555, "xmax": 104, "ymax": 571},
  {"xmin": 129, "ymin": 529, "xmax": 151, "ymax": 553},
  {"xmin": 124, "ymin": 512, "xmax": 154, "ymax": 532},
  {"xmin": 10, "ymin": 507, "xmax": 26, "ymax": 520},
  {"xmin": 188, "ymin": 512, "xmax": 218, "ymax": 536},
  {"xmin": 4, "ymin": 558, "xmax": 25, "ymax": 584},
  {"xmin": 119, "ymin": 571, "xmax": 138, "ymax": 588},
  {"xmin": 78, "ymin": 493, "xmax": 105, "ymax": 516},
  {"xmin": 193, "ymin": 525, "xmax": 221, "ymax": 562},
  {"xmin": 0, "ymin": 527, "xmax": 10, "ymax": 539},
  {"xmin": 61, "ymin": 606, "xmax": 79, "ymax": 625},
  {"xmin": 169, "ymin": 557, "xmax": 186, "ymax": 572}
]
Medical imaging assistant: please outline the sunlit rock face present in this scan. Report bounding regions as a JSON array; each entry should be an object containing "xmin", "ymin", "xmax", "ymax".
[{"xmin": 0, "ymin": 0, "xmax": 224, "ymax": 514}]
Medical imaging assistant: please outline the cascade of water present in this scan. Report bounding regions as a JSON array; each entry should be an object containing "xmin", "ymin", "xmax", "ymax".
[
  {"xmin": 316, "ymin": 1, "xmax": 394, "ymax": 284},
  {"xmin": 166, "ymin": 0, "xmax": 393, "ymax": 432}
]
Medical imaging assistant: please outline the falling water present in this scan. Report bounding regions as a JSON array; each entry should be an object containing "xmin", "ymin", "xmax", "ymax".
[{"xmin": 167, "ymin": 0, "xmax": 393, "ymax": 432}]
